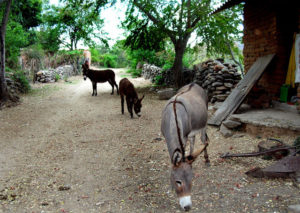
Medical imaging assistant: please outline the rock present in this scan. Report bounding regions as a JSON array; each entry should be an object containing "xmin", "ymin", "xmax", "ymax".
[
  {"xmin": 149, "ymin": 87, "xmax": 156, "ymax": 92},
  {"xmin": 136, "ymin": 62, "xmax": 143, "ymax": 70},
  {"xmin": 215, "ymin": 86, "xmax": 227, "ymax": 91},
  {"xmin": 212, "ymin": 82, "xmax": 223, "ymax": 87},
  {"xmin": 193, "ymin": 59, "xmax": 242, "ymax": 103},
  {"xmin": 215, "ymin": 94, "xmax": 228, "ymax": 101},
  {"xmin": 36, "ymin": 71, "xmax": 43, "ymax": 76},
  {"xmin": 157, "ymin": 88, "xmax": 175, "ymax": 100},
  {"xmin": 213, "ymin": 91, "xmax": 223, "ymax": 95},
  {"xmin": 36, "ymin": 65, "xmax": 75, "ymax": 83},
  {"xmin": 220, "ymin": 124, "xmax": 233, "ymax": 138},
  {"xmin": 288, "ymin": 204, "xmax": 300, "ymax": 213},
  {"xmin": 224, "ymin": 83, "xmax": 233, "ymax": 88},
  {"xmin": 58, "ymin": 185, "xmax": 71, "ymax": 191},
  {"xmin": 222, "ymin": 119, "xmax": 242, "ymax": 129}
]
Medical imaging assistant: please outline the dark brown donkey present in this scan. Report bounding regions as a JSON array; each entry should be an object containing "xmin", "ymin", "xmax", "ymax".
[
  {"xmin": 82, "ymin": 61, "xmax": 119, "ymax": 96},
  {"xmin": 119, "ymin": 78, "xmax": 144, "ymax": 118},
  {"xmin": 161, "ymin": 83, "xmax": 210, "ymax": 211}
]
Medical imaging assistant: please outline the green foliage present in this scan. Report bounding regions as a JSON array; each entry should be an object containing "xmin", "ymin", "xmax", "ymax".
[
  {"xmin": 5, "ymin": 21, "xmax": 29, "ymax": 68},
  {"xmin": 1, "ymin": 0, "xmax": 43, "ymax": 68},
  {"xmin": 90, "ymin": 48, "xmax": 102, "ymax": 64},
  {"xmin": 22, "ymin": 44, "xmax": 44, "ymax": 61},
  {"xmin": 38, "ymin": 27, "xmax": 61, "ymax": 53},
  {"xmin": 122, "ymin": 17, "xmax": 167, "ymax": 51},
  {"xmin": 196, "ymin": 4, "xmax": 243, "ymax": 56},
  {"xmin": 55, "ymin": 73, "xmax": 60, "ymax": 82},
  {"xmin": 101, "ymin": 54, "xmax": 117, "ymax": 68},
  {"xmin": 53, "ymin": 49, "xmax": 82, "ymax": 67},
  {"xmin": 43, "ymin": 0, "xmax": 113, "ymax": 50},
  {"xmin": 126, "ymin": 68, "xmax": 142, "ymax": 78},
  {"xmin": 12, "ymin": 0, "xmax": 43, "ymax": 30},
  {"xmin": 154, "ymin": 74, "xmax": 164, "ymax": 85},
  {"xmin": 125, "ymin": 0, "xmax": 243, "ymax": 86},
  {"xmin": 161, "ymin": 62, "xmax": 172, "ymax": 71},
  {"xmin": 109, "ymin": 41, "xmax": 129, "ymax": 68},
  {"xmin": 6, "ymin": 68, "xmax": 31, "ymax": 93},
  {"xmin": 127, "ymin": 48, "xmax": 161, "ymax": 69}
]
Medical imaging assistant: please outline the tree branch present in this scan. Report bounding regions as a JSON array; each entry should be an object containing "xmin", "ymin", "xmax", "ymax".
[
  {"xmin": 226, "ymin": 42, "xmax": 244, "ymax": 77},
  {"xmin": 186, "ymin": 0, "xmax": 191, "ymax": 29},
  {"xmin": 133, "ymin": 0, "xmax": 176, "ymax": 42}
]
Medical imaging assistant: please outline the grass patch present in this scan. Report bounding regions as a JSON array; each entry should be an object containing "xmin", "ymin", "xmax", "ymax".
[
  {"xmin": 29, "ymin": 84, "xmax": 61, "ymax": 97},
  {"xmin": 64, "ymin": 79, "xmax": 80, "ymax": 85}
]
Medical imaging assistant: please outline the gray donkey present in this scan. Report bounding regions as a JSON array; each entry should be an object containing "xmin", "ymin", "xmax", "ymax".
[{"xmin": 161, "ymin": 83, "xmax": 210, "ymax": 211}]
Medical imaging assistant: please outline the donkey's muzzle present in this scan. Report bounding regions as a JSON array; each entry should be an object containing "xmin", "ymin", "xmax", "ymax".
[{"xmin": 179, "ymin": 196, "xmax": 192, "ymax": 211}]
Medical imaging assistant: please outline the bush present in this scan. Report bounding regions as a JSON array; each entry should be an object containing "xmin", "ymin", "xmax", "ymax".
[
  {"xmin": 126, "ymin": 68, "xmax": 142, "ymax": 78},
  {"xmin": 154, "ymin": 74, "xmax": 164, "ymax": 85},
  {"xmin": 102, "ymin": 54, "xmax": 117, "ymax": 68},
  {"xmin": 7, "ymin": 69, "xmax": 31, "ymax": 93},
  {"xmin": 90, "ymin": 48, "xmax": 101, "ymax": 64},
  {"xmin": 55, "ymin": 73, "xmax": 60, "ymax": 82}
]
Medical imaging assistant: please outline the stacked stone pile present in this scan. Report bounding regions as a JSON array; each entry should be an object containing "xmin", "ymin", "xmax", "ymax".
[
  {"xmin": 142, "ymin": 64, "xmax": 193, "ymax": 86},
  {"xmin": 36, "ymin": 65, "xmax": 74, "ymax": 83},
  {"xmin": 193, "ymin": 59, "xmax": 242, "ymax": 103},
  {"xmin": 5, "ymin": 77, "xmax": 21, "ymax": 96},
  {"xmin": 36, "ymin": 69, "xmax": 56, "ymax": 83},
  {"xmin": 141, "ymin": 64, "xmax": 162, "ymax": 82}
]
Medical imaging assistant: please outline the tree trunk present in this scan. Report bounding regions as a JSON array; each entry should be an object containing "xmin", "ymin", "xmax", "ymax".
[
  {"xmin": 173, "ymin": 45, "xmax": 185, "ymax": 88},
  {"xmin": 0, "ymin": 0, "xmax": 12, "ymax": 104},
  {"xmin": 172, "ymin": 35, "xmax": 190, "ymax": 88}
]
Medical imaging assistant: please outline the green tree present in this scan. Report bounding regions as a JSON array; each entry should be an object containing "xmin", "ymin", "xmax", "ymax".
[
  {"xmin": 125, "ymin": 0, "xmax": 242, "ymax": 87},
  {"xmin": 43, "ymin": 0, "xmax": 115, "ymax": 50},
  {"xmin": 0, "ymin": 0, "xmax": 13, "ymax": 104}
]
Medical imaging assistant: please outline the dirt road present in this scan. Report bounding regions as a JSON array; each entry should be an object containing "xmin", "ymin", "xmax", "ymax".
[{"xmin": 0, "ymin": 69, "xmax": 299, "ymax": 213}]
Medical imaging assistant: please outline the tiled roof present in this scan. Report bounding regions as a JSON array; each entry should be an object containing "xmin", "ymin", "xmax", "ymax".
[{"xmin": 212, "ymin": 0, "xmax": 244, "ymax": 14}]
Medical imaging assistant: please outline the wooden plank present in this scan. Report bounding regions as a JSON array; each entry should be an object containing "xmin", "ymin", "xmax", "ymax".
[{"xmin": 208, "ymin": 54, "xmax": 275, "ymax": 126}]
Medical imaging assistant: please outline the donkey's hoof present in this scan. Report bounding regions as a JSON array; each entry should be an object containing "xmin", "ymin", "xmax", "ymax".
[{"xmin": 205, "ymin": 161, "xmax": 211, "ymax": 167}]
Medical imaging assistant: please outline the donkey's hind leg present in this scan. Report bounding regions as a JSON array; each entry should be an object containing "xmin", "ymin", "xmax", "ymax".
[
  {"xmin": 108, "ymin": 80, "xmax": 114, "ymax": 95},
  {"xmin": 189, "ymin": 136, "xmax": 195, "ymax": 156},
  {"xmin": 121, "ymin": 95, "xmax": 125, "ymax": 114},
  {"xmin": 200, "ymin": 128, "xmax": 210, "ymax": 164},
  {"xmin": 114, "ymin": 80, "xmax": 119, "ymax": 95}
]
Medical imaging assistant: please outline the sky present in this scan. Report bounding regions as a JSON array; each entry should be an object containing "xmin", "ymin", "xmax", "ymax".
[{"xmin": 49, "ymin": 0, "xmax": 126, "ymax": 48}]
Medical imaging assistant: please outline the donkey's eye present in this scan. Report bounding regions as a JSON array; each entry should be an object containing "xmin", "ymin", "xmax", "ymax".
[{"xmin": 176, "ymin": 180, "xmax": 182, "ymax": 187}]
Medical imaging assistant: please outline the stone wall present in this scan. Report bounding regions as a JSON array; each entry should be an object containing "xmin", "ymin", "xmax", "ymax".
[
  {"xmin": 36, "ymin": 65, "xmax": 75, "ymax": 83},
  {"xmin": 142, "ymin": 64, "xmax": 194, "ymax": 86}
]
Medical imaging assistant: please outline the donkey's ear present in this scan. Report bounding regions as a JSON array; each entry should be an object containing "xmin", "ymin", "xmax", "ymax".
[
  {"xmin": 140, "ymin": 95, "xmax": 145, "ymax": 101},
  {"xmin": 172, "ymin": 151, "xmax": 182, "ymax": 166}
]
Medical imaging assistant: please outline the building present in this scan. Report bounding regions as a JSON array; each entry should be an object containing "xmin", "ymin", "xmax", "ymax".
[{"xmin": 214, "ymin": 0, "xmax": 300, "ymax": 105}]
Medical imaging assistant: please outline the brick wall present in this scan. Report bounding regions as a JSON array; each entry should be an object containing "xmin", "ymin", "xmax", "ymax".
[{"xmin": 243, "ymin": 0, "xmax": 300, "ymax": 99}]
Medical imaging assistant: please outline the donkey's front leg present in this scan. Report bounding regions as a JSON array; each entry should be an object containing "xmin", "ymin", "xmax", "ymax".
[
  {"xmin": 92, "ymin": 82, "xmax": 97, "ymax": 96},
  {"xmin": 201, "ymin": 128, "xmax": 210, "ymax": 164},
  {"xmin": 121, "ymin": 95, "xmax": 125, "ymax": 114},
  {"xmin": 126, "ymin": 97, "xmax": 133, "ymax": 118}
]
